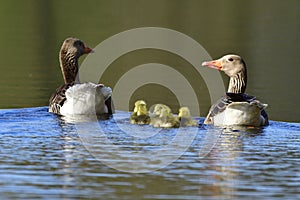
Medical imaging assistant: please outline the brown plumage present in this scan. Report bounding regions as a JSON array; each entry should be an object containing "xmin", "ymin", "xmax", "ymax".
[
  {"xmin": 49, "ymin": 38, "xmax": 114, "ymax": 115},
  {"xmin": 49, "ymin": 82, "xmax": 75, "ymax": 114}
]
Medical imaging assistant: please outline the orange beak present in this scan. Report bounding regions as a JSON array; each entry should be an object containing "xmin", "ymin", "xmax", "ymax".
[
  {"xmin": 202, "ymin": 60, "xmax": 222, "ymax": 70},
  {"xmin": 84, "ymin": 46, "xmax": 94, "ymax": 54}
]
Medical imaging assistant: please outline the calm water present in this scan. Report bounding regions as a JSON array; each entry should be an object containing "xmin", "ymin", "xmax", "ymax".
[
  {"xmin": 0, "ymin": 107, "xmax": 299, "ymax": 199},
  {"xmin": 0, "ymin": 0, "xmax": 299, "ymax": 122}
]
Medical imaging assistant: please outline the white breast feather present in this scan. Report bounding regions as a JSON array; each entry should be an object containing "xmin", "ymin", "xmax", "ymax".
[
  {"xmin": 60, "ymin": 82, "xmax": 112, "ymax": 115},
  {"xmin": 213, "ymin": 102, "xmax": 267, "ymax": 126}
]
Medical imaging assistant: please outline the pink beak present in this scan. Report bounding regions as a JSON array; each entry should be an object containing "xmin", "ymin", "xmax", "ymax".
[{"xmin": 202, "ymin": 60, "xmax": 222, "ymax": 70}]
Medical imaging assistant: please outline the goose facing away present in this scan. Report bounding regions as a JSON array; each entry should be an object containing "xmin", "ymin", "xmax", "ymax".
[
  {"xmin": 202, "ymin": 54, "xmax": 268, "ymax": 126},
  {"xmin": 150, "ymin": 104, "xmax": 180, "ymax": 128},
  {"xmin": 49, "ymin": 38, "xmax": 114, "ymax": 116},
  {"xmin": 130, "ymin": 100, "xmax": 151, "ymax": 125},
  {"xmin": 178, "ymin": 107, "xmax": 198, "ymax": 127}
]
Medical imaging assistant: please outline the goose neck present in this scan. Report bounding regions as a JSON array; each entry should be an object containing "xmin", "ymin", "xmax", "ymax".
[
  {"xmin": 227, "ymin": 70, "xmax": 247, "ymax": 93},
  {"xmin": 59, "ymin": 51, "xmax": 78, "ymax": 84}
]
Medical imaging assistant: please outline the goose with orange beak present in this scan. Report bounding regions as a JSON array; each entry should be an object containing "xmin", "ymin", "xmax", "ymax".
[
  {"xmin": 49, "ymin": 38, "xmax": 114, "ymax": 116},
  {"xmin": 202, "ymin": 54, "xmax": 268, "ymax": 126}
]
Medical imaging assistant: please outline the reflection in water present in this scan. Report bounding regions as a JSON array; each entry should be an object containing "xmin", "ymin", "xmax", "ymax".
[
  {"xmin": 56, "ymin": 111, "xmax": 265, "ymax": 198},
  {"xmin": 73, "ymin": 111, "xmax": 200, "ymax": 173},
  {"xmin": 0, "ymin": 107, "xmax": 299, "ymax": 199},
  {"xmin": 198, "ymin": 126, "xmax": 264, "ymax": 199},
  {"xmin": 59, "ymin": 114, "xmax": 111, "ymax": 123},
  {"xmin": 0, "ymin": 1, "xmax": 299, "ymax": 122}
]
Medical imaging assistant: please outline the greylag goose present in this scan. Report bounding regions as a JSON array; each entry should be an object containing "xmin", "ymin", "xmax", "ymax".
[
  {"xmin": 49, "ymin": 38, "xmax": 114, "ymax": 116},
  {"xmin": 130, "ymin": 100, "xmax": 151, "ymax": 125},
  {"xmin": 178, "ymin": 107, "xmax": 198, "ymax": 127},
  {"xmin": 202, "ymin": 54, "xmax": 268, "ymax": 126},
  {"xmin": 150, "ymin": 104, "xmax": 180, "ymax": 128}
]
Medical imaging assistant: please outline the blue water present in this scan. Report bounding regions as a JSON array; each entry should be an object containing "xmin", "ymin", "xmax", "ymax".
[{"xmin": 0, "ymin": 107, "xmax": 299, "ymax": 199}]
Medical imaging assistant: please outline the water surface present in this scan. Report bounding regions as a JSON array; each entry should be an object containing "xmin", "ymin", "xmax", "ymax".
[{"xmin": 0, "ymin": 107, "xmax": 299, "ymax": 199}]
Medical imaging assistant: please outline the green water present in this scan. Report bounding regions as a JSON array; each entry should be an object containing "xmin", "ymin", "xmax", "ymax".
[{"xmin": 0, "ymin": 0, "xmax": 299, "ymax": 122}]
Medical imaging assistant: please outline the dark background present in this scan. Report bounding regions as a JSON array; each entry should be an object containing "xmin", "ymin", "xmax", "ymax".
[{"xmin": 0, "ymin": 0, "xmax": 299, "ymax": 122}]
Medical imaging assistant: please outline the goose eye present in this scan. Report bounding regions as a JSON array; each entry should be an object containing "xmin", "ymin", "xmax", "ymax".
[
  {"xmin": 79, "ymin": 42, "xmax": 85, "ymax": 48},
  {"xmin": 74, "ymin": 41, "xmax": 85, "ymax": 48},
  {"xmin": 228, "ymin": 58, "xmax": 234, "ymax": 62}
]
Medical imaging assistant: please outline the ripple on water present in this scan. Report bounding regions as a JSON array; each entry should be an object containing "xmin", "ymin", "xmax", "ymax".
[{"xmin": 0, "ymin": 107, "xmax": 299, "ymax": 199}]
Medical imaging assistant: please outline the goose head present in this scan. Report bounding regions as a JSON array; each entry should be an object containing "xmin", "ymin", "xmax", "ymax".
[
  {"xmin": 150, "ymin": 104, "xmax": 180, "ymax": 128},
  {"xmin": 130, "ymin": 100, "xmax": 150, "ymax": 124},
  {"xmin": 152, "ymin": 104, "xmax": 172, "ymax": 118},
  {"xmin": 133, "ymin": 100, "xmax": 148, "ymax": 116},
  {"xmin": 59, "ymin": 38, "xmax": 94, "ymax": 83},
  {"xmin": 178, "ymin": 106, "xmax": 198, "ymax": 127},
  {"xmin": 202, "ymin": 55, "xmax": 245, "ymax": 77},
  {"xmin": 178, "ymin": 107, "xmax": 192, "ymax": 119},
  {"xmin": 60, "ymin": 38, "xmax": 93, "ymax": 58},
  {"xmin": 202, "ymin": 54, "xmax": 247, "ymax": 93}
]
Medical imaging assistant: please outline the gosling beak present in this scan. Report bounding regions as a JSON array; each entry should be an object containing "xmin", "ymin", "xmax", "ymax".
[
  {"xmin": 84, "ymin": 46, "xmax": 94, "ymax": 54},
  {"xmin": 202, "ymin": 59, "xmax": 222, "ymax": 70},
  {"xmin": 178, "ymin": 109, "xmax": 182, "ymax": 117}
]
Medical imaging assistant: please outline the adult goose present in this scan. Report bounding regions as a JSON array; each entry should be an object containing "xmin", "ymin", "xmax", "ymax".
[
  {"xmin": 49, "ymin": 38, "xmax": 114, "ymax": 116},
  {"xmin": 202, "ymin": 54, "xmax": 268, "ymax": 126}
]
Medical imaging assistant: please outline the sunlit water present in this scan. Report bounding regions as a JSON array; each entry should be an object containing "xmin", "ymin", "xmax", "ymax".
[{"xmin": 0, "ymin": 107, "xmax": 299, "ymax": 199}]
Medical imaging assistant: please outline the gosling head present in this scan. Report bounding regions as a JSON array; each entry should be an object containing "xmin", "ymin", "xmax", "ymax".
[
  {"xmin": 133, "ymin": 100, "xmax": 148, "ymax": 116},
  {"xmin": 178, "ymin": 107, "xmax": 192, "ymax": 118},
  {"xmin": 153, "ymin": 104, "xmax": 171, "ymax": 118}
]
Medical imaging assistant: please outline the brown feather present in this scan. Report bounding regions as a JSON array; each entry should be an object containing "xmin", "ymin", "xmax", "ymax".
[{"xmin": 49, "ymin": 82, "xmax": 75, "ymax": 115}]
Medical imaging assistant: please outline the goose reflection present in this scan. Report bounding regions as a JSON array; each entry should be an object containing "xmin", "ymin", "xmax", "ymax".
[{"xmin": 197, "ymin": 126, "xmax": 264, "ymax": 198}]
